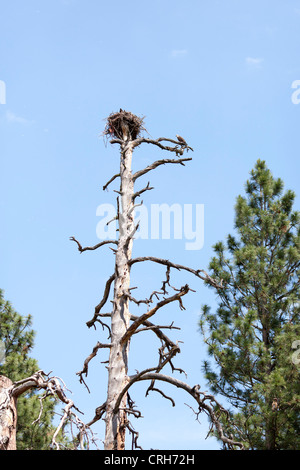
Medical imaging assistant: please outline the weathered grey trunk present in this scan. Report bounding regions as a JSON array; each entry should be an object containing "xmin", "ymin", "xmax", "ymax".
[
  {"xmin": 104, "ymin": 138, "xmax": 135, "ymax": 450},
  {"xmin": 0, "ymin": 376, "xmax": 17, "ymax": 450}
]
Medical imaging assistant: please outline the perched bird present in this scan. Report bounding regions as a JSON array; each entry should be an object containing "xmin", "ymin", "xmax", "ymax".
[
  {"xmin": 272, "ymin": 398, "xmax": 279, "ymax": 411},
  {"xmin": 280, "ymin": 223, "xmax": 290, "ymax": 233},
  {"xmin": 176, "ymin": 134, "xmax": 187, "ymax": 145}
]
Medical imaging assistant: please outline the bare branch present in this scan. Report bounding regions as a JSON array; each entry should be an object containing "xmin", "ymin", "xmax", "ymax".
[
  {"xmin": 51, "ymin": 400, "xmax": 75, "ymax": 449},
  {"xmin": 121, "ymin": 285, "xmax": 190, "ymax": 344},
  {"xmin": 124, "ymin": 221, "xmax": 140, "ymax": 247},
  {"xmin": 147, "ymin": 387, "xmax": 176, "ymax": 407},
  {"xmin": 129, "ymin": 256, "xmax": 223, "ymax": 288},
  {"xmin": 133, "ymin": 157, "xmax": 192, "ymax": 182},
  {"xmin": 86, "ymin": 273, "xmax": 115, "ymax": 328},
  {"xmin": 128, "ymin": 201, "xmax": 143, "ymax": 218},
  {"xmin": 115, "ymin": 372, "xmax": 244, "ymax": 450},
  {"xmin": 133, "ymin": 322, "xmax": 180, "ymax": 335},
  {"xmin": 132, "ymin": 136, "xmax": 194, "ymax": 154},
  {"xmin": 86, "ymin": 402, "xmax": 107, "ymax": 427},
  {"xmin": 126, "ymin": 420, "xmax": 143, "ymax": 450},
  {"xmin": 106, "ymin": 215, "xmax": 118, "ymax": 227},
  {"xmin": 99, "ymin": 312, "xmax": 180, "ymax": 349},
  {"xmin": 100, "ymin": 310, "xmax": 184, "ymax": 381},
  {"xmin": 132, "ymin": 181, "xmax": 154, "ymax": 202},
  {"xmin": 103, "ymin": 173, "xmax": 120, "ymax": 191},
  {"xmin": 109, "ymin": 138, "xmax": 123, "ymax": 145},
  {"xmin": 70, "ymin": 236, "xmax": 117, "ymax": 253},
  {"xmin": 77, "ymin": 342, "xmax": 111, "ymax": 391},
  {"xmin": 123, "ymin": 290, "xmax": 152, "ymax": 307},
  {"xmin": 9, "ymin": 370, "xmax": 93, "ymax": 450}
]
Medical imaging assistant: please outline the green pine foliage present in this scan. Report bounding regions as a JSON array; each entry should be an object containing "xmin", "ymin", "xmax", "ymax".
[
  {"xmin": 0, "ymin": 290, "xmax": 58, "ymax": 449},
  {"xmin": 199, "ymin": 160, "xmax": 300, "ymax": 450}
]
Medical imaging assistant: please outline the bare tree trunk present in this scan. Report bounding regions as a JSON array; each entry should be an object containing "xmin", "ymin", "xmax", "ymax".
[
  {"xmin": 104, "ymin": 138, "xmax": 135, "ymax": 450},
  {"xmin": 0, "ymin": 376, "xmax": 17, "ymax": 450}
]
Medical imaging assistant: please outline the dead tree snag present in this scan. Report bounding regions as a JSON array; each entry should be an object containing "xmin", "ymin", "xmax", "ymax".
[
  {"xmin": 0, "ymin": 371, "xmax": 94, "ymax": 450},
  {"xmin": 72, "ymin": 110, "xmax": 243, "ymax": 450},
  {"xmin": 0, "ymin": 376, "xmax": 17, "ymax": 450}
]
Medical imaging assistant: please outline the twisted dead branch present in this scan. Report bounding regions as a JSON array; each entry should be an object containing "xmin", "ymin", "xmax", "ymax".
[
  {"xmin": 86, "ymin": 273, "xmax": 115, "ymax": 329},
  {"xmin": 121, "ymin": 285, "xmax": 190, "ymax": 345},
  {"xmin": 69, "ymin": 236, "xmax": 117, "ymax": 253},
  {"xmin": 77, "ymin": 342, "xmax": 111, "ymax": 392},
  {"xmin": 1, "ymin": 370, "xmax": 95, "ymax": 450},
  {"xmin": 129, "ymin": 256, "xmax": 223, "ymax": 289},
  {"xmin": 114, "ymin": 372, "xmax": 244, "ymax": 450},
  {"xmin": 132, "ymin": 157, "xmax": 192, "ymax": 182},
  {"xmin": 132, "ymin": 136, "xmax": 194, "ymax": 154}
]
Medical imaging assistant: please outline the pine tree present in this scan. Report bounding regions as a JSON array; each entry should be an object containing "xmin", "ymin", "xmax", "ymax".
[
  {"xmin": 0, "ymin": 290, "xmax": 57, "ymax": 449},
  {"xmin": 199, "ymin": 160, "xmax": 300, "ymax": 450}
]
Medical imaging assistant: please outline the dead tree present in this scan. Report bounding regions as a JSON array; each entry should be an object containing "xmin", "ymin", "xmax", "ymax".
[
  {"xmin": 71, "ymin": 110, "xmax": 243, "ymax": 450},
  {"xmin": 0, "ymin": 371, "xmax": 94, "ymax": 450}
]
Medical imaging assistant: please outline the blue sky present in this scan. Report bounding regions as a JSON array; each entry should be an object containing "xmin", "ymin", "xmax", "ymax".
[{"xmin": 1, "ymin": 0, "xmax": 300, "ymax": 450}]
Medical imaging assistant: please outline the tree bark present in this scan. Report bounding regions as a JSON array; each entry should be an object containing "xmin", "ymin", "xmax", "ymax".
[
  {"xmin": 104, "ymin": 139, "xmax": 135, "ymax": 450},
  {"xmin": 0, "ymin": 376, "xmax": 17, "ymax": 450}
]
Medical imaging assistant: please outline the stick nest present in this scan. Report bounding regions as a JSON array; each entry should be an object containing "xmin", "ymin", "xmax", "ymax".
[{"xmin": 104, "ymin": 109, "xmax": 146, "ymax": 140}]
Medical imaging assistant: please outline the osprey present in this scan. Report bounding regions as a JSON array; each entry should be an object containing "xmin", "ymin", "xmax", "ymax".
[{"xmin": 176, "ymin": 134, "xmax": 187, "ymax": 145}]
